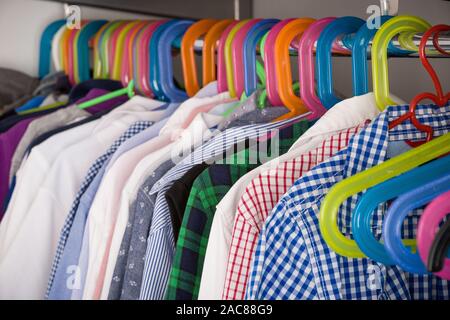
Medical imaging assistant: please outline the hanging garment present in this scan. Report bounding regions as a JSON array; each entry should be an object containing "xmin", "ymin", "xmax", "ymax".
[
  {"xmin": 46, "ymin": 120, "xmax": 157, "ymax": 299},
  {"xmin": 0, "ymin": 96, "xmax": 171, "ymax": 299},
  {"xmin": 198, "ymin": 92, "xmax": 386, "ymax": 300},
  {"xmin": 139, "ymin": 117, "xmax": 311, "ymax": 300},
  {"xmin": 245, "ymin": 103, "xmax": 450, "ymax": 300}
]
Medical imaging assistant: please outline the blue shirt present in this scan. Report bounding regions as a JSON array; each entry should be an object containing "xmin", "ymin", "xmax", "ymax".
[{"xmin": 246, "ymin": 103, "xmax": 450, "ymax": 300}]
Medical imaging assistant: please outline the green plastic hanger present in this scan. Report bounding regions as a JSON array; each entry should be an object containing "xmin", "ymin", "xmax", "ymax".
[
  {"xmin": 319, "ymin": 132, "xmax": 450, "ymax": 258},
  {"xmin": 77, "ymin": 80, "xmax": 135, "ymax": 110}
]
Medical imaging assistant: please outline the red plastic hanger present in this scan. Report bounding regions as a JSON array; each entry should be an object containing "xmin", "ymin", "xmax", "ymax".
[{"xmin": 389, "ymin": 24, "xmax": 450, "ymax": 147}]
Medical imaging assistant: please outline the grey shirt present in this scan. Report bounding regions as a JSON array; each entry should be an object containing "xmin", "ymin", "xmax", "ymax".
[
  {"xmin": 108, "ymin": 160, "xmax": 175, "ymax": 300},
  {"xmin": 0, "ymin": 68, "xmax": 39, "ymax": 115}
]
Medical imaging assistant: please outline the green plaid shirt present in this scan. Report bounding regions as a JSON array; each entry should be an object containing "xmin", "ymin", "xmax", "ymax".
[{"xmin": 165, "ymin": 120, "xmax": 310, "ymax": 300}]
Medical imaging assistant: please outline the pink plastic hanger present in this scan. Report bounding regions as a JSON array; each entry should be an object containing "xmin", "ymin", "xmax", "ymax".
[
  {"xmin": 232, "ymin": 18, "xmax": 262, "ymax": 98},
  {"xmin": 217, "ymin": 21, "xmax": 239, "ymax": 93},
  {"xmin": 136, "ymin": 20, "xmax": 167, "ymax": 97},
  {"xmin": 68, "ymin": 20, "xmax": 87, "ymax": 85},
  {"xmin": 264, "ymin": 19, "xmax": 295, "ymax": 106},
  {"xmin": 121, "ymin": 21, "xmax": 148, "ymax": 87},
  {"xmin": 298, "ymin": 17, "xmax": 336, "ymax": 119},
  {"xmin": 108, "ymin": 21, "xmax": 130, "ymax": 76},
  {"xmin": 417, "ymin": 190, "xmax": 450, "ymax": 280}
]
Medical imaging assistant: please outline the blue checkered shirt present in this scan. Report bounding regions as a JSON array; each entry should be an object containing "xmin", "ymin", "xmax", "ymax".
[
  {"xmin": 46, "ymin": 121, "xmax": 154, "ymax": 298},
  {"xmin": 246, "ymin": 104, "xmax": 450, "ymax": 300}
]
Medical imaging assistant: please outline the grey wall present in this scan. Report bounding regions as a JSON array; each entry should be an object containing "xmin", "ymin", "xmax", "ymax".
[{"xmin": 253, "ymin": 0, "xmax": 450, "ymax": 101}]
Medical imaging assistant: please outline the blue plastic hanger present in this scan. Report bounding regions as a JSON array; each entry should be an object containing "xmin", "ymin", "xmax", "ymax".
[
  {"xmin": 352, "ymin": 154, "xmax": 450, "ymax": 265},
  {"xmin": 243, "ymin": 19, "xmax": 279, "ymax": 97},
  {"xmin": 38, "ymin": 20, "xmax": 66, "ymax": 79},
  {"xmin": 383, "ymin": 172, "xmax": 450, "ymax": 273},
  {"xmin": 316, "ymin": 16, "xmax": 365, "ymax": 108},
  {"xmin": 148, "ymin": 20, "xmax": 178, "ymax": 100},
  {"xmin": 352, "ymin": 15, "xmax": 412, "ymax": 96},
  {"xmin": 76, "ymin": 20, "xmax": 108, "ymax": 83},
  {"xmin": 15, "ymin": 96, "xmax": 46, "ymax": 113},
  {"xmin": 156, "ymin": 20, "xmax": 194, "ymax": 102}
]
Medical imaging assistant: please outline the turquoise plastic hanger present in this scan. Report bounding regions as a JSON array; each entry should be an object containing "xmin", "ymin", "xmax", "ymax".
[
  {"xmin": 76, "ymin": 20, "xmax": 108, "ymax": 83},
  {"xmin": 149, "ymin": 20, "xmax": 178, "ymax": 100},
  {"xmin": 243, "ymin": 19, "xmax": 279, "ymax": 97},
  {"xmin": 352, "ymin": 154, "xmax": 450, "ymax": 265},
  {"xmin": 316, "ymin": 16, "xmax": 365, "ymax": 108},
  {"xmin": 156, "ymin": 20, "xmax": 194, "ymax": 102},
  {"xmin": 38, "ymin": 20, "xmax": 66, "ymax": 79},
  {"xmin": 352, "ymin": 15, "xmax": 412, "ymax": 96},
  {"xmin": 383, "ymin": 172, "xmax": 450, "ymax": 273}
]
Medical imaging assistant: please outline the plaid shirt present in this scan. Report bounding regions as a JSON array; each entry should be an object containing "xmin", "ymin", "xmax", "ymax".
[
  {"xmin": 246, "ymin": 104, "xmax": 450, "ymax": 300},
  {"xmin": 46, "ymin": 121, "xmax": 154, "ymax": 298},
  {"xmin": 165, "ymin": 164, "xmax": 258, "ymax": 300},
  {"xmin": 140, "ymin": 118, "xmax": 311, "ymax": 299},
  {"xmin": 223, "ymin": 124, "xmax": 366, "ymax": 300}
]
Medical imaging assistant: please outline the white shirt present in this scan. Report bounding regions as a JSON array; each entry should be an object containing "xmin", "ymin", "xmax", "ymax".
[
  {"xmin": 198, "ymin": 92, "xmax": 405, "ymax": 299},
  {"xmin": 0, "ymin": 96, "xmax": 167, "ymax": 299}
]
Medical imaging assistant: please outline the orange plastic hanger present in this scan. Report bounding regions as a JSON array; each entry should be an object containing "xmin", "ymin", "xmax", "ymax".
[
  {"xmin": 202, "ymin": 19, "xmax": 234, "ymax": 87},
  {"xmin": 181, "ymin": 19, "xmax": 219, "ymax": 97},
  {"xmin": 274, "ymin": 18, "xmax": 315, "ymax": 121},
  {"xmin": 121, "ymin": 21, "xmax": 149, "ymax": 87}
]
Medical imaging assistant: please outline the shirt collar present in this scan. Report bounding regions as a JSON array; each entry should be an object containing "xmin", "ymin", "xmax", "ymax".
[{"xmin": 289, "ymin": 92, "xmax": 406, "ymax": 151}]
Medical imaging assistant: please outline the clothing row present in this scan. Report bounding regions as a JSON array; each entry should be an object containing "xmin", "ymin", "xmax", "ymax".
[{"xmin": 0, "ymin": 68, "xmax": 450, "ymax": 300}]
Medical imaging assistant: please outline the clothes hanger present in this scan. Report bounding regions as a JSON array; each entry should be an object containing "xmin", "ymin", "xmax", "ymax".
[
  {"xmin": 417, "ymin": 190, "xmax": 450, "ymax": 279},
  {"xmin": 77, "ymin": 79, "xmax": 135, "ymax": 110},
  {"xmin": 217, "ymin": 21, "xmax": 239, "ymax": 93},
  {"xmin": 372, "ymin": 15, "xmax": 431, "ymax": 110},
  {"xmin": 274, "ymin": 18, "xmax": 315, "ymax": 121},
  {"xmin": 110, "ymin": 21, "xmax": 141, "ymax": 81},
  {"xmin": 319, "ymin": 131, "xmax": 450, "ymax": 258},
  {"xmin": 224, "ymin": 20, "xmax": 251, "ymax": 98},
  {"xmin": 389, "ymin": 24, "xmax": 450, "ymax": 147},
  {"xmin": 51, "ymin": 25, "xmax": 66, "ymax": 74},
  {"xmin": 316, "ymin": 16, "xmax": 365, "ymax": 109},
  {"xmin": 351, "ymin": 155, "xmax": 450, "ymax": 263},
  {"xmin": 92, "ymin": 22, "xmax": 113, "ymax": 79},
  {"xmin": 156, "ymin": 20, "xmax": 194, "ymax": 102},
  {"xmin": 352, "ymin": 16, "xmax": 412, "ymax": 96},
  {"xmin": 75, "ymin": 20, "xmax": 108, "ymax": 83},
  {"xmin": 38, "ymin": 19, "xmax": 66, "ymax": 79},
  {"xmin": 59, "ymin": 26, "xmax": 74, "ymax": 75},
  {"xmin": 130, "ymin": 22, "xmax": 149, "ymax": 94},
  {"xmin": 263, "ymin": 18, "xmax": 296, "ymax": 106},
  {"xmin": 121, "ymin": 21, "xmax": 149, "ymax": 87},
  {"xmin": 383, "ymin": 173, "xmax": 450, "ymax": 274},
  {"xmin": 232, "ymin": 19, "xmax": 262, "ymax": 98},
  {"xmin": 108, "ymin": 21, "xmax": 132, "ymax": 78},
  {"xmin": 297, "ymin": 17, "xmax": 336, "ymax": 119},
  {"xmin": 242, "ymin": 19, "xmax": 279, "ymax": 97},
  {"xmin": 99, "ymin": 21, "xmax": 126, "ymax": 79},
  {"xmin": 148, "ymin": 20, "xmax": 179, "ymax": 100},
  {"xmin": 181, "ymin": 19, "xmax": 218, "ymax": 97},
  {"xmin": 67, "ymin": 22, "xmax": 85, "ymax": 85},
  {"xmin": 203, "ymin": 20, "xmax": 234, "ymax": 87},
  {"xmin": 136, "ymin": 20, "xmax": 166, "ymax": 97}
]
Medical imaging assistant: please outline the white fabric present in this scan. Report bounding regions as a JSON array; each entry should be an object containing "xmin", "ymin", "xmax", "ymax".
[
  {"xmin": 0, "ymin": 96, "xmax": 167, "ymax": 299},
  {"xmin": 198, "ymin": 92, "xmax": 405, "ymax": 299}
]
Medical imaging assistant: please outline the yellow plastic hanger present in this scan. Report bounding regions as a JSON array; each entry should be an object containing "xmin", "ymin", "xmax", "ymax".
[
  {"xmin": 319, "ymin": 132, "xmax": 450, "ymax": 258},
  {"xmin": 224, "ymin": 20, "xmax": 250, "ymax": 97},
  {"xmin": 111, "ymin": 21, "xmax": 141, "ymax": 80},
  {"xmin": 372, "ymin": 15, "xmax": 431, "ymax": 111}
]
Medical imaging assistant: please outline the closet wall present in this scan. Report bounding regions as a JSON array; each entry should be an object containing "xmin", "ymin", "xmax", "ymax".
[{"xmin": 0, "ymin": 0, "xmax": 449, "ymax": 102}]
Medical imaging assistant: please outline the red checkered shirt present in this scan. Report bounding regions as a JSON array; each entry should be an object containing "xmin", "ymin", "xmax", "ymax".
[{"xmin": 222, "ymin": 124, "xmax": 366, "ymax": 300}]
